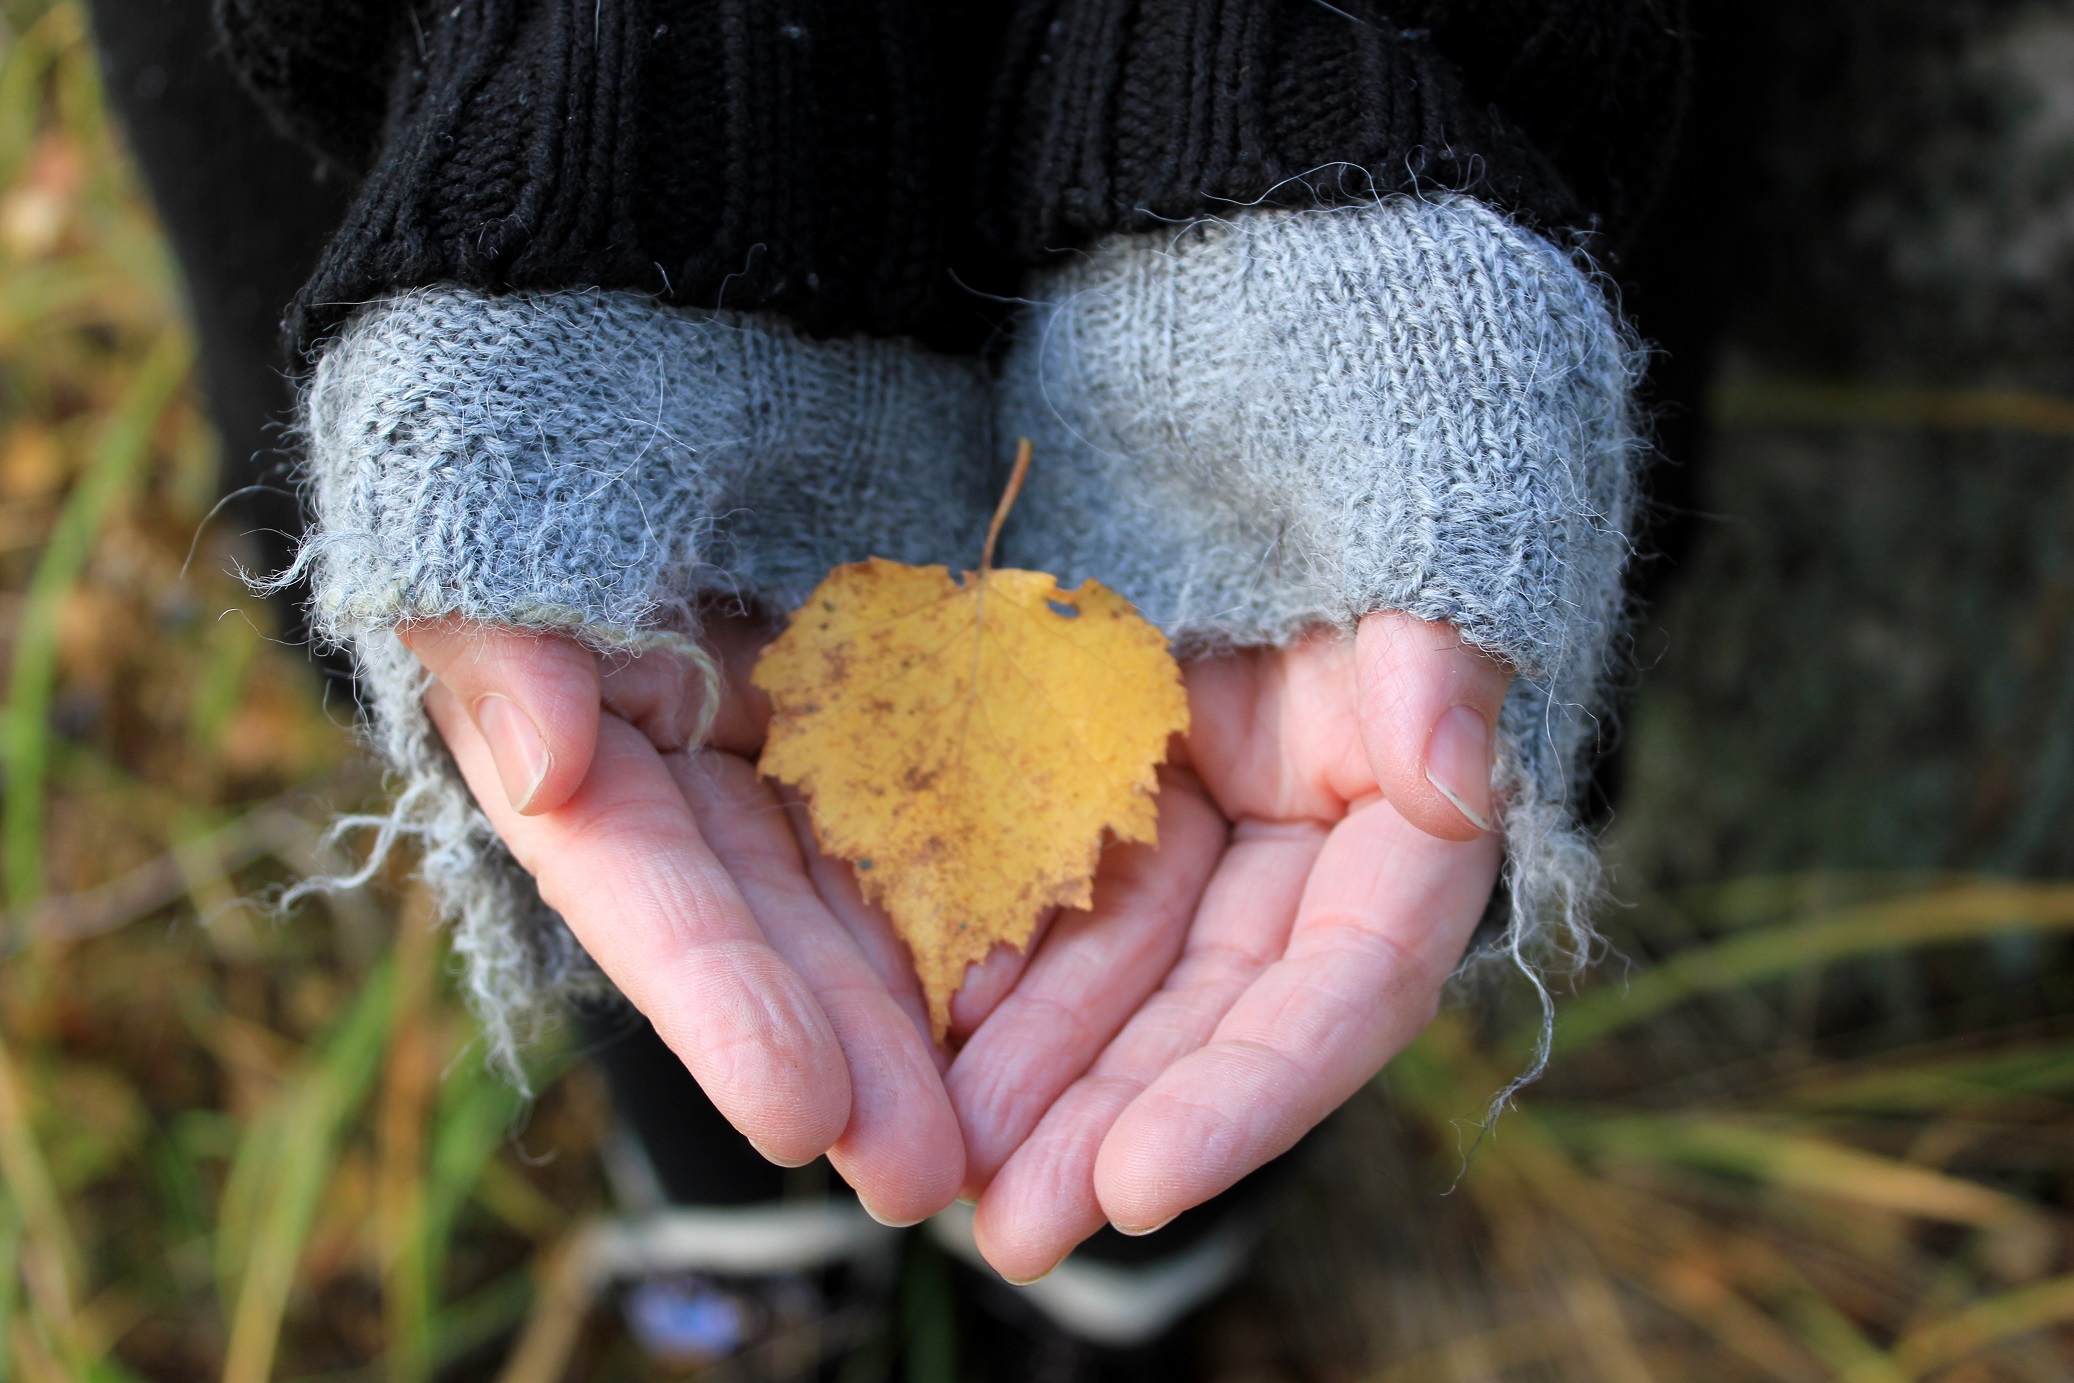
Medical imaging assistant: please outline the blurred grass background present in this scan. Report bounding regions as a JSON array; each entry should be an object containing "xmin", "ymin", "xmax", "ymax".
[{"xmin": 3, "ymin": 1, "xmax": 2074, "ymax": 1379}]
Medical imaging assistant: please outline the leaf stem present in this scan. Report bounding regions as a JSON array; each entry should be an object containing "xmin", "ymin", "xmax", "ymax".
[{"xmin": 980, "ymin": 438, "xmax": 1033, "ymax": 575}]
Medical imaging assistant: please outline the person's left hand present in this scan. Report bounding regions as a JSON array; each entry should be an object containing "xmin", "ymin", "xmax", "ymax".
[{"xmin": 940, "ymin": 610, "xmax": 1510, "ymax": 1282}]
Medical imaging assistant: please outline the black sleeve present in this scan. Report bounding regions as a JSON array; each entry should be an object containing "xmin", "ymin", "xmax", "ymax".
[
  {"xmin": 213, "ymin": 0, "xmax": 408, "ymax": 174},
  {"xmin": 975, "ymin": 0, "xmax": 1689, "ymax": 263},
  {"xmin": 222, "ymin": 0, "xmax": 1689, "ymax": 361},
  {"xmin": 220, "ymin": 0, "xmax": 998, "ymax": 356},
  {"xmin": 1414, "ymin": 0, "xmax": 1691, "ymax": 245}
]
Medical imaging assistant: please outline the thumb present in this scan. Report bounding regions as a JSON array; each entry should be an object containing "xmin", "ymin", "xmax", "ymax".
[
  {"xmin": 1354, "ymin": 610, "xmax": 1513, "ymax": 841},
  {"xmin": 399, "ymin": 620, "xmax": 601, "ymax": 816}
]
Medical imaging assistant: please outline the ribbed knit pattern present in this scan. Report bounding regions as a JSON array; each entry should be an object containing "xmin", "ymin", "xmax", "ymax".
[
  {"xmin": 982, "ymin": 1, "xmax": 1539, "ymax": 254},
  {"xmin": 225, "ymin": 1, "xmax": 1689, "ymax": 355},
  {"xmin": 994, "ymin": 195, "xmax": 1645, "ymax": 970},
  {"xmin": 273, "ymin": 0, "xmax": 998, "ymax": 355},
  {"xmin": 289, "ymin": 290, "xmax": 994, "ymax": 1069}
]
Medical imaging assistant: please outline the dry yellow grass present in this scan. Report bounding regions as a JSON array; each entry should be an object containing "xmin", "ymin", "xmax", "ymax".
[
  {"xmin": 0, "ymin": 7, "xmax": 611, "ymax": 1378},
  {"xmin": 0, "ymin": 4, "xmax": 2071, "ymax": 1380}
]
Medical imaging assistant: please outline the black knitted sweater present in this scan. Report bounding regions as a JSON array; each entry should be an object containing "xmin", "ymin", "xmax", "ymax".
[{"xmin": 216, "ymin": 0, "xmax": 1689, "ymax": 355}]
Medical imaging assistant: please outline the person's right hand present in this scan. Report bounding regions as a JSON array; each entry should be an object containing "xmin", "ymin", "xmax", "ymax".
[{"xmin": 402, "ymin": 616, "xmax": 965, "ymax": 1227}]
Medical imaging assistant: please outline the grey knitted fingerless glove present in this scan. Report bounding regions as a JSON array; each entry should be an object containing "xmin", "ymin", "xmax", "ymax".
[
  {"xmin": 287, "ymin": 288, "xmax": 993, "ymax": 1072},
  {"xmin": 993, "ymin": 194, "xmax": 1644, "ymax": 978}
]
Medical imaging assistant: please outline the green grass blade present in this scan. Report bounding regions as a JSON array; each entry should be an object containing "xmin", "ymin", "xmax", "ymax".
[
  {"xmin": 1542, "ymin": 1112, "xmax": 2047, "ymax": 1241},
  {"xmin": 0, "ymin": 1025, "xmax": 78, "ymax": 1322},
  {"xmin": 900, "ymin": 1233, "xmax": 955, "ymax": 1383},
  {"xmin": 211, "ymin": 1090, "xmax": 286, "ymax": 1316},
  {"xmin": 1893, "ymin": 1273, "xmax": 2074, "ymax": 1379},
  {"xmin": 1548, "ymin": 883, "xmax": 2074, "ymax": 1058},
  {"xmin": 426, "ymin": 1269, "xmax": 532, "ymax": 1369},
  {"xmin": 1778, "ymin": 1291, "xmax": 1911, "ymax": 1383},
  {"xmin": 423, "ymin": 1060, "xmax": 523, "ymax": 1293},
  {"xmin": 218, "ymin": 960, "xmax": 397, "ymax": 1383},
  {"xmin": 0, "ymin": 1188, "xmax": 19, "ymax": 1383},
  {"xmin": 0, "ymin": 5, "xmax": 71, "ymax": 194},
  {"xmin": 1781, "ymin": 1039, "xmax": 2074, "ymax": 1114},
  {"xmin": 1, "ymin": 329, "xmax": 191, "ymax": 908}
]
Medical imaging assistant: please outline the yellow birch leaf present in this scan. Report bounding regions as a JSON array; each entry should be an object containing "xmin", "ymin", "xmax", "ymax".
[{"xmin": 751, "ymin": 444, "xmax": 1189, "ymax": 1040}]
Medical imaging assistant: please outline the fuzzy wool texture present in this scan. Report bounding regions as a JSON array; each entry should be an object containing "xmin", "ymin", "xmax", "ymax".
[
  {"xmin": 288, "ymin": 288, "xmax": 993, "ymax": 1073},
  {"xmin": 993, "ymin": 194, "xmax": 1645, "ymax": 985},
  {"xmin": 293, "ymin": 195, "xmax": 1642, "ymax": 1074}
]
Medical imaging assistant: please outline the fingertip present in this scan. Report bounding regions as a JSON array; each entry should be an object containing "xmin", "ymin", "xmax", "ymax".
[
  {"xmin": 748, "ymin": 1142, "xmax": 820, "ymax": 1170},
  {"xmin": 861, "ymin": 1203, "xmax": 928, "ymax": 1229},
  {"xmin": 848, "ymin": 1106, "xmax": 967, "ymax": 1227},
  {"xmin": 1090, "ymin": 1162, "xmax": 1203, "ymax": 1245},
  {"xmin": 854, "ymin": 1160, "xmax": 962, "ymax": 1230},
  {"xmin": 970, "ymin": 1193, "xmax": 1083, "ymax": 1286},
  {"xmin": 641, "ymin": 944, "xmax": 854, "ymax": 1171},
  {"xmin": 1091, "ymin": 1077, "xmax": 1265, "ymax": 1237},
  {"xmin": 988, "ymin": 1245, "xmax": 1067, "ymax": 1286},
  {"xmin": 1090, "ymin": 1133, "xmax": 1179, "ymax": 1239},
  {"xmin": 1000, "ymin": 1266, "xmax": 1059, "ymax": 1286},
  {"xmin": 402, "ymin": 619, "xmax": 601, "ymax": 815},
  {"xmin": 831, "ymin": 1072, "xmax": 967, "ymax": 1228},
  {"xmin": 1354, "ymin": 611, "xmax": 1511, "ymax": 842}
]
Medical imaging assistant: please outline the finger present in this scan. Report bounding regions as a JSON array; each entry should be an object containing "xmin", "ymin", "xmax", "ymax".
[
  {"xmin": 1093, "ymin": 798, "xmax": 1500, "ymax": 1234},
  {"xmin": 1182, "ymin": 636, "xmax": 1379, "ymax": 823},
  {"xmin": 427, "ymin": 686, "xmax": 851, "ymax": 1165},
  {"xmin": 773, "ymin": 790, "xmax": 941, "ymax": 1056},
  {"xmin": 599, "ymin": 613, "xmax": 775, "ymax": 757},
  {"xmin": 948, "ymin": 770, "xmax": 1226, "ymax": 1196},
  {"xmin": 775, "ymin": 804, "xmax": 1101, "ymax": 1062},
  {"xmin": 401, "ymin": 620, "xmax": 600, "ymax": 815},
  {"xmin": 1354, "ymin": 612, "xmax": 1512, "ymax": 841},
  {"xmin": 947, "ymin": 918, "xmax": 1055, "ymax": 1043},
  {"xmin": 969, "ymin": 817, "xmax": 1320, "ymax": 1281},
  {"xmin": 670, "ymin": 751, "xmax": 965, "ymax": 1224}
]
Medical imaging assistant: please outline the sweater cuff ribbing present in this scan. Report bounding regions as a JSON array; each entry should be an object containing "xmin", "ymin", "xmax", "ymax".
[
  {"xmin": 993, "ymin": 194, "xmax": 1644, "ymax": 968},
  {"xmin": 290, "ymin": 288, "xmax": 993, "ymax": 1069}
]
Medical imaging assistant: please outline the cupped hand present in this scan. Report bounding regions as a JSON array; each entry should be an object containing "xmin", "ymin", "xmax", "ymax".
[
  {"xmin": 402, "ymin": 608, "xmax": 1509, "ymax": 1265},
  {"xmin": 943, "ymin": 611, "xmax": 1510, "ymax": 1282},
  {"xmin": 402, "ymin": 616, "xmax": 966, "ymax": 1227}
]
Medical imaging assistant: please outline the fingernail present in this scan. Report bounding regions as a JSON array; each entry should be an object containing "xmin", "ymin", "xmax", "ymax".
[
  {"xmin": 861, "ymin": 1202, "xmax": 925, "ymax": 1229},
  {"xmin": 1424, "ymin": 704, "xmax": 1493, "ymax": 833},
  {"xmin": 472, "ymin": 693, "xmax": 551, "ymax": 812},
  {"xmin": 747, "ymin": 1142, "xmax": 815, "ymax": 1170},
  {"xmin": 1115, "ymin": 1214, "xmax": 1177, "ymax": 1238},
  {"xmin": 1003, "ymin": 1262, "xmax": 1061, "ymax": 1286}
]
